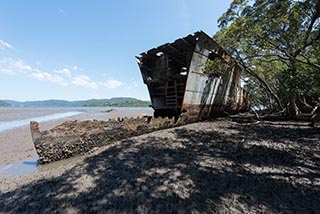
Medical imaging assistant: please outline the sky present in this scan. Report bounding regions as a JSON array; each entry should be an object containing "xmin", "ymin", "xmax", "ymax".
[{"xmin": 0, "ymin": 0, "xmax": 232, "ymax": 101}]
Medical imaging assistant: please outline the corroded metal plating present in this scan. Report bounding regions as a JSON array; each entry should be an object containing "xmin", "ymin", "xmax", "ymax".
[{"xmin": 136, "ymin": 31, "xmax": 250, "ymax": 119}]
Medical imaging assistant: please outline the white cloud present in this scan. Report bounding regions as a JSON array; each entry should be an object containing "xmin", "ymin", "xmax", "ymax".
[
  {"xmin": 54, "ymin": 67, "xmax": 71, "ymax": 77},
  {"xmin": 58, "ymin": 8, "xmax": 65, "ymax": 13},
  {"xmin": 0, "ymin": 39, "xmax": 13, "ymax": 50},
  {"xmin": 72, "ymin": 75, "xmax": 98, "ymax": 89},
  {"xmin": 0, "ymin": 57, "xmax": 101, "ymax": 89},
  {"xmin": 103, "ymin": 79, "xmax": 122, "ymax": 89},
  {"xmin": 0, "ymin": 57, "xmax": 32, "ymax": 75},
  {"xmin": 31, "ymin": 70, "xmax": 67, "ymax": 86},
  {"xmin": 15, "ymin": 60, "xmax": 32, "ymax": 71},
  {"xmin": 0, "ymin": 68, "xmax": 15, "ymax": 75}
]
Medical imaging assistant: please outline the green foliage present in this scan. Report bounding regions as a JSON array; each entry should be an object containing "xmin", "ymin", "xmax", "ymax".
[{"xmin": 215, "ymin": 0, "xmax": 320, "ymax": 113}]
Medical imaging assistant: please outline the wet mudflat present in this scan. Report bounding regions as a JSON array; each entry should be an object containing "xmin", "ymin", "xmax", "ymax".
[
  {"xmin": 0, "ymin": 118, "xmax": 319, "ymax": 213},
  {"xmin": 0, "ymin": 107, "xmax": 153, "ymax": 165}
]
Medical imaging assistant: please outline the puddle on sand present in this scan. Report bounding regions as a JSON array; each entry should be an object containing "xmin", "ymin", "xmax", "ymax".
[
  {"xmin": 0, "ymin": 156, "xmax": 83, "ymax": 176},
  {"xmin": 0, "ymin": 158, "xmax": 39, "ymax": 176}
]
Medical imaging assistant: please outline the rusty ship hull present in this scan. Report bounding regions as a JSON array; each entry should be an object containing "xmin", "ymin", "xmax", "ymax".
[{"xmin": 136, "ymin": 31, "xmax": 250, "ymax": 120}]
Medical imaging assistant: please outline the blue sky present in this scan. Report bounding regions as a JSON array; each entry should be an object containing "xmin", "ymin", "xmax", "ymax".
[{"xmin": 0, "ymin": 0, "xmax": 232, "ymax": 101}]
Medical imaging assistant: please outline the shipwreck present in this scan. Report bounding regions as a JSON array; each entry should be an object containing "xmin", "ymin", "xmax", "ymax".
[
  {"xmin": 30, "ymin": 31, "xmax": 250, "ymax": 164},
  {"xmin": 136, "ymin": 31, "xmax": 250, "ymax": 119}
]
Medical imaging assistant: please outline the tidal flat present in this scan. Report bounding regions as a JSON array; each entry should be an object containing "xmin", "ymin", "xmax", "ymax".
[
  {"xmin": 0, "ymin": 107, "xmax": 153, "ymax": 165},
  {"xmin": 0, "ymin": 119, "xmax": 319, "ymax": 213}
]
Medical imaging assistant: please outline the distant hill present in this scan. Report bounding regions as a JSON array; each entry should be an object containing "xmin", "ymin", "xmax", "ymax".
[
  {"xmin": 81, "ymin": 98, "xmax": 150, "ymax": 107},
  {"xmin": 0, "ymin": 97, "xmax": 151, "ymax": 107},
  {"xmin": 0, "ymin": 100, "xmax": 10, "ymax": 107}
]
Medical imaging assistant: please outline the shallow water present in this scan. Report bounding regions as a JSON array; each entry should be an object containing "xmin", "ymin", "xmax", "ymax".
[
  {"xmin": 0, "ymin": 156, "xmax": 83, "ymax": 176},
  {"xmin": 0, "ymin": 111, "xmax": 83, "ymax": 133},
  {"xmin": 0, "ymin": 158, "xmax": 39, "ymax": 176}
]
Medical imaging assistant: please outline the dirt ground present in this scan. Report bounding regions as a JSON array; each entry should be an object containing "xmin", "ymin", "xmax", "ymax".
[{"xmin": 0, "ymin": 118, "xmax": 319, "ymax": 213}]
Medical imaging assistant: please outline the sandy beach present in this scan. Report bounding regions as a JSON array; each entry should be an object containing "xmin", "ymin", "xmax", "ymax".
[
  {"xmin": 0, "ymin": 107, "xmax": 153, "ymax": 165},
  {"xmin": 0, "ymin": 118, "xmax": 319, "ymax": 213}
]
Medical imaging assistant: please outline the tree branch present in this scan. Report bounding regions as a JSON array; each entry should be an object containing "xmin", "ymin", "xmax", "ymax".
[
  {"xmin": 232, "ymin": 49, "xmax": 285, "ymax": 110},
  {"xmin": 296, "ymin": 56, "xmax": 320, "ymax": 69},
  {"xmin": 255, "ymin": 34, "xmax": 293, "ymax": 59},
  {"xmin": 296, "ymin": 0, "xmax": 320, "ymax": 57}
]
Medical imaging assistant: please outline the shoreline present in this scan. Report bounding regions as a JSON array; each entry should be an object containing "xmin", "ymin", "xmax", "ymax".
[
  {"xmin": 0, "ymin": 107, "xmax": 153, "ymax": 165},
  {"xmin": 0, "ymin": 111, "xmax": 83, "ymax": 133}
]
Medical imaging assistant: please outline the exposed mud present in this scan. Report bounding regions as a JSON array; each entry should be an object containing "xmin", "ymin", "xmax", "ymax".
[{"xmin": 1, "ymin": 118, "xmax": 319, "ymax": 213}]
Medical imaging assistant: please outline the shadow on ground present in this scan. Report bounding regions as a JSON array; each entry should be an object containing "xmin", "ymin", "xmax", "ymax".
[{"xmin": 1, "ymin": 120, "xmax": 320, "ymax": 213}]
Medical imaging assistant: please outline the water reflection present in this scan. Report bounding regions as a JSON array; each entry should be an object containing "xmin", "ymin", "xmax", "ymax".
[{"xmin": 0, "ymin": 111, "xmax": 83, "ymax": 133}]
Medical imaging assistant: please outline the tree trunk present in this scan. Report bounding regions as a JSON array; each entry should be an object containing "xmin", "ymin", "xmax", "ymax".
[
  {"xmin": 288, "ymin": 93, "xmax": 298, "ymax": 117},
  {"xmin": 287, "ymin": 61, "xmax": 298, "ymax": 118},
  {"xmin": 239, "ymin": 62, "xmax": 285, "ymax": 111},
  {"xmin": 297, "ymin": 96, "xmax": 314, "ymax": 113}
]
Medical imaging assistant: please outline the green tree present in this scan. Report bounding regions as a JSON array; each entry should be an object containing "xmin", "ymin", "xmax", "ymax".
[{"xmin": 215, "ymin": 0, "xmax": 320, "ymax": 117}]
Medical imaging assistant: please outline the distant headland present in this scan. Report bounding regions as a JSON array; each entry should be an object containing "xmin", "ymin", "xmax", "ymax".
[{"xmin": 0, "ymin": 97, "xmax": 151, "ymax": 107}]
